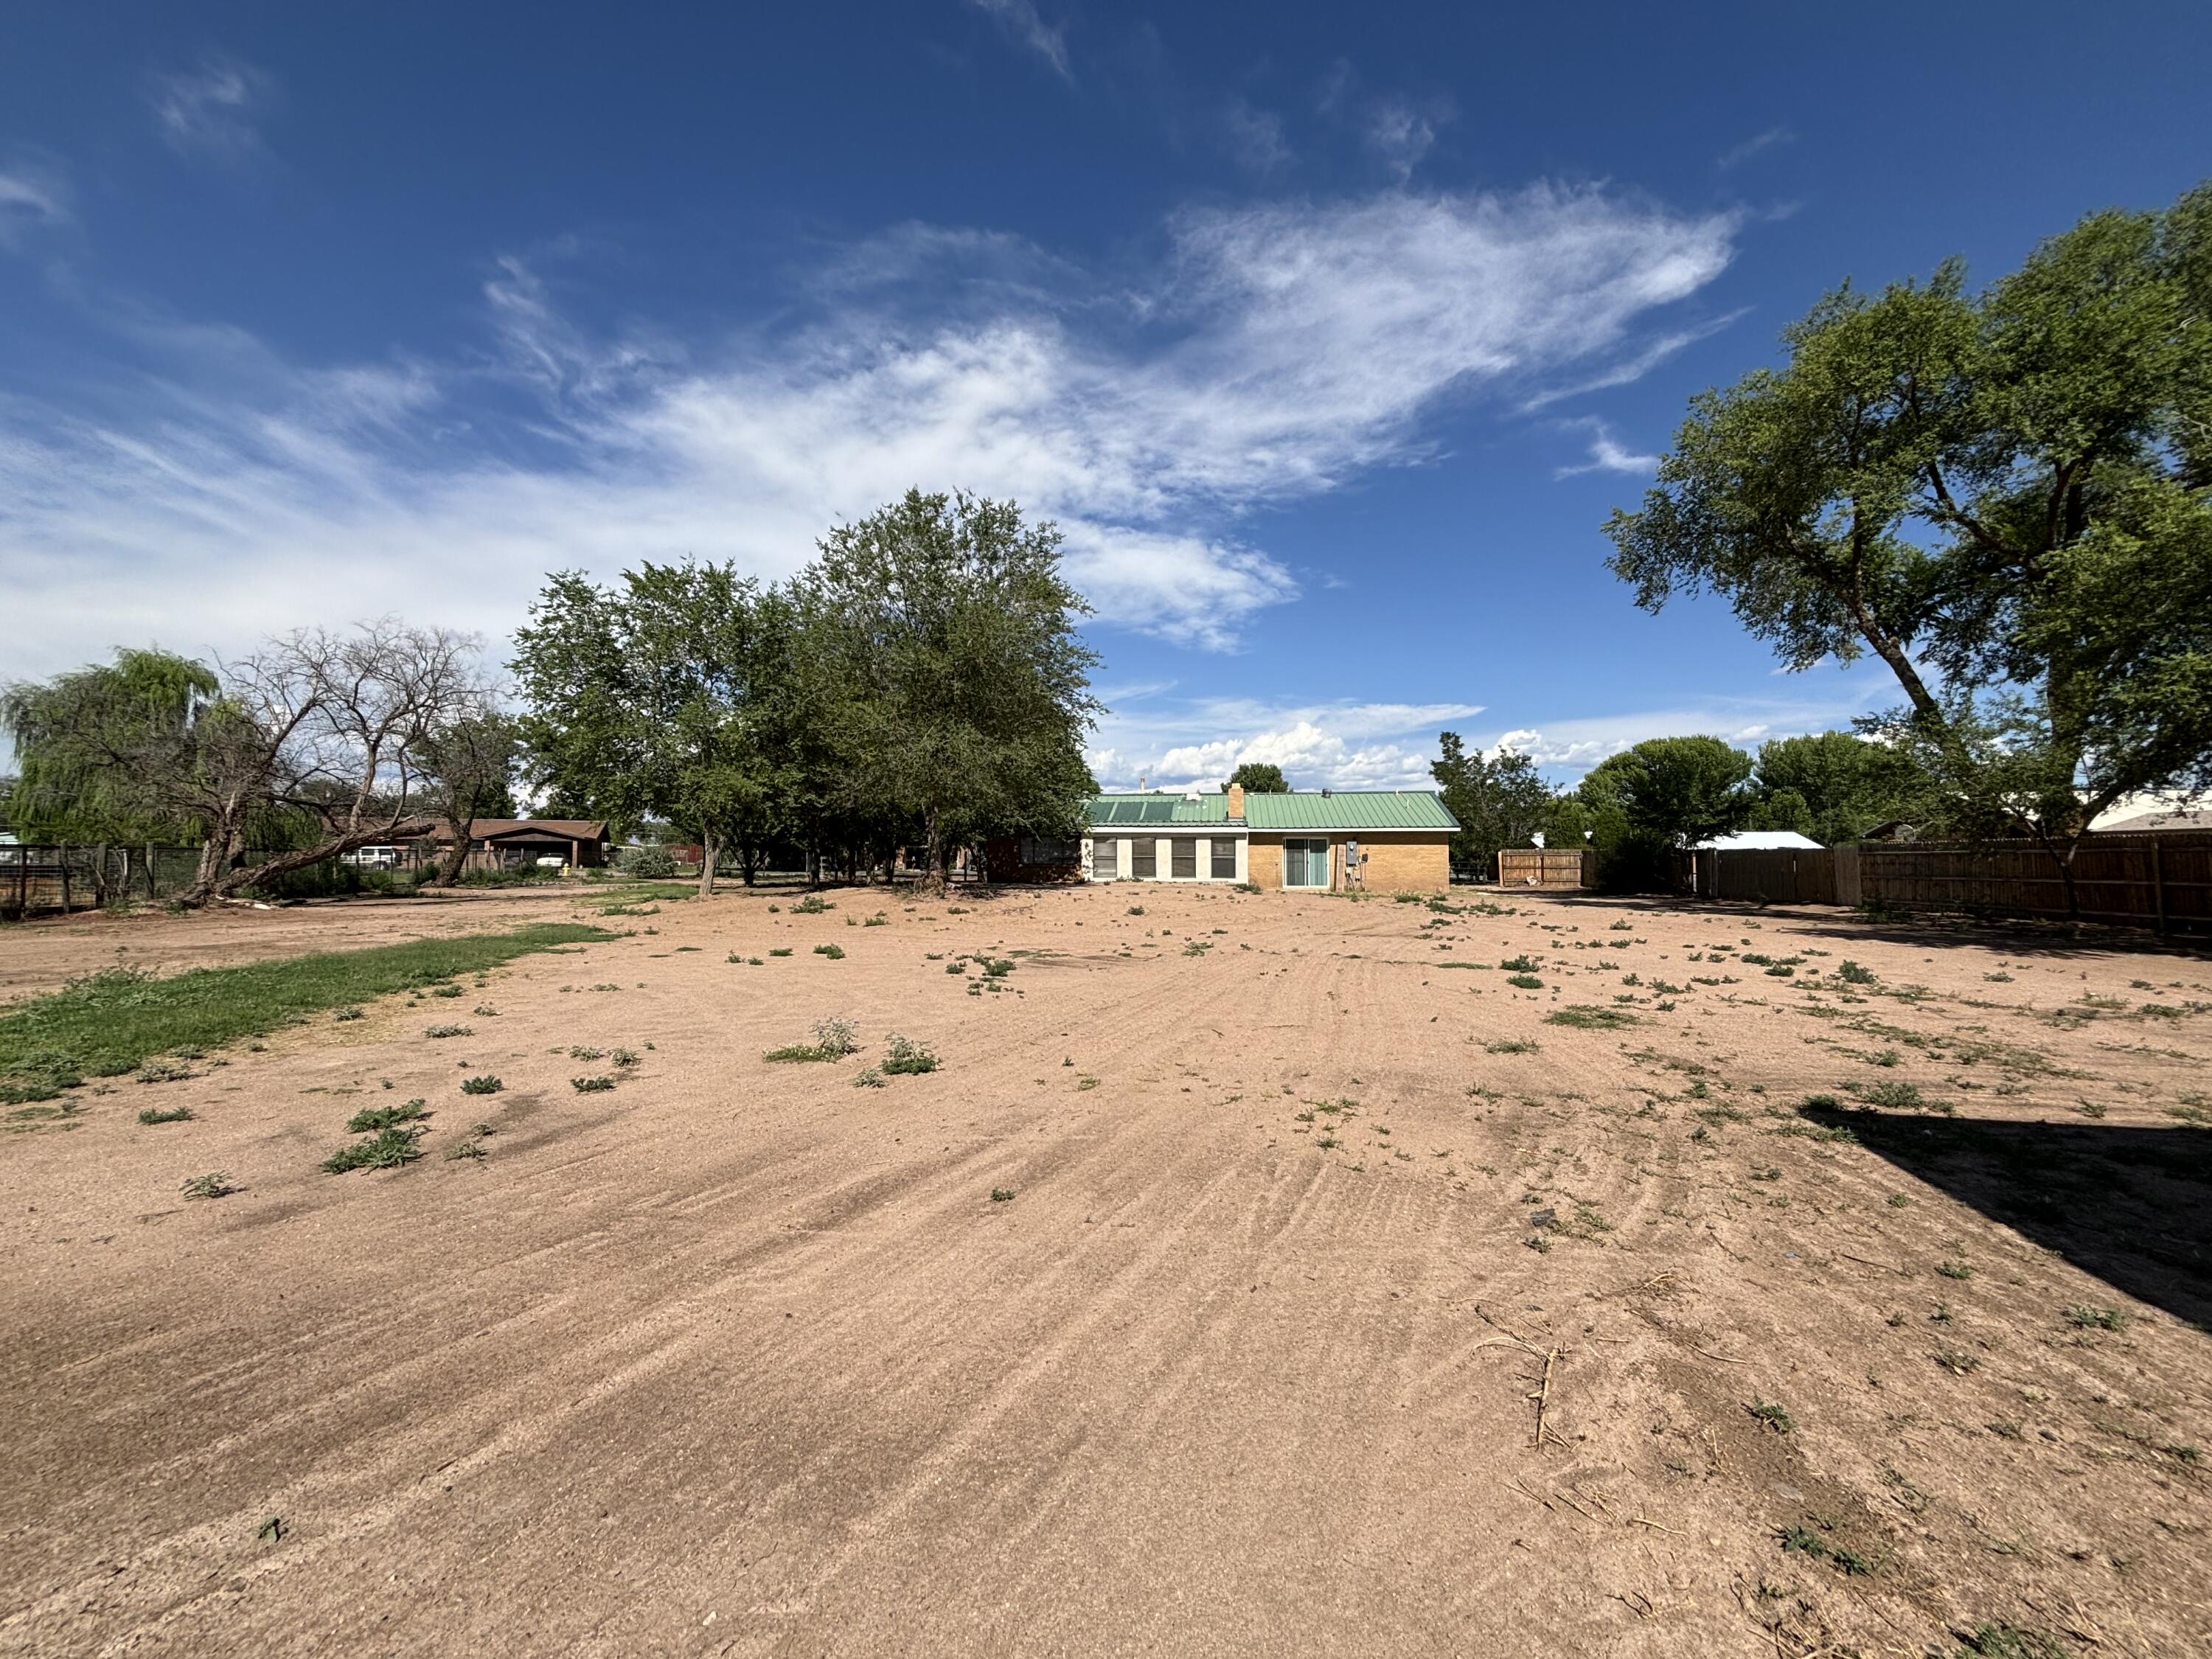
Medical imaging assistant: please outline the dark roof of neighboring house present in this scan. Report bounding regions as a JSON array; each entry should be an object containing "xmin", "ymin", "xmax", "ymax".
[
  {"xmin": 1085, "ymin": 790, "xmax": 1458, "ymax": 832},
  {"xmin": 406, "ymin": 818, "xmax": 611, "ymax": 843}
]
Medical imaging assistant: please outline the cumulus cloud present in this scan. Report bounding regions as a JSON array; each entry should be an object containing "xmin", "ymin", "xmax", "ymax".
[
  {"xmin": 1484, "ymin": 692, "xmax": 1879, "ymax": 776},
  {"xmin": 969, "ymin": 0, "xmax": 1071, "ymax": 79},
  {"xmin": 1, "ymin": 184, "xmax": 1739, "ymax": 678},
  {"xmin": 150, "ymin": 52, "xmax": 274, "ymax": 162},
  {"xmin": 1089, "ymin": 698, "xmax": 1485, "ymax": 790}
]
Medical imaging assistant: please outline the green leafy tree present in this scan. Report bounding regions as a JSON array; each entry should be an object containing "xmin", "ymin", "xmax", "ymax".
[
  {"xmin": 2, "ymin": 650, "xmax": 224, "ymax": 845},
  {"xmin": 1430, "ymin": 733, "xmax": 1554, "ymax": 880},
  {"xmin": 1749, "ymin": 731, "xmax": 1930, "ymax": 844},
  {"xmin": 1223, "ymin": 762, "xmax": 1289, "ymax": 794},
  {"xmin": 1590, "ymin": 737, "xmax": 1754, "ymax": 846},
  {"xmin": 802, "ymin": 490, "xmax": 1099, "ymax": 891},
  {"xmin": 513, "ymin": 563, "xmax": 790, "ymax": 896},
  {"xmin": 1605, "ymin": 183, "xmax": 2212, "ymax": 912}
]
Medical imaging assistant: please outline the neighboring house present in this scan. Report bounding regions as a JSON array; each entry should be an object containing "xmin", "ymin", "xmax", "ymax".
[
  {"xmin": 1692, "ymin": 830, "xmax": 1825, "ymax": 852},
  {"xmin": 1082, "ymin": 784, "xmax": 1458, "ymax": 894},
  {"xmin": 2095, "ymin": 808, "xmax": 2212, "ymax": 833},
  {"xmin": 409, "ymin": 818, "xmax": 614, "ymax": 870}
]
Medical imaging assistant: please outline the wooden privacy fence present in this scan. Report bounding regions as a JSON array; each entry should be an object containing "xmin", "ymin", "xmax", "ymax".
[
  {"xmin": 1837, "ymin": 831, "xmax": 2212, "ymax": 934},
  {"xmin": 1498, "ymin": 848, "xmax": 1596, "ymax": 890},
  {"xmin": 1690, "ymin": 846, "xmax": 1837, "ymax": 905}
]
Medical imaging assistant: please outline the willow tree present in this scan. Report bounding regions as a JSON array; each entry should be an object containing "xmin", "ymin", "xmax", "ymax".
[{"xmin": 1604, "ymin": 183, "xmax": 2212, "ymax": 909}]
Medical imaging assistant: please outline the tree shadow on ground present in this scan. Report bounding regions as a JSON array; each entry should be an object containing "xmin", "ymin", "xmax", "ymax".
[
  {"xmin": 1800, "ymin": 1102, "xmax": 2212, "ymax": 1330},
  {"xmin": 1532, "ymin": 890, "xmax": 2212, "ymax": 963}
]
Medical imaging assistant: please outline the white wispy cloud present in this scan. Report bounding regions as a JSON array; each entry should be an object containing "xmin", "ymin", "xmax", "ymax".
[
  {"xmin": 1363, "ymin": 94, "xmax": 1448, "ymax": 182},
  {"xmin": 969, "ymin": 0, "xmax": 1071, "ymax": 80},
  {"xmin": 0, "ymin": 157, "xmax": 71, "ymax": 248},
  {"xmin": 1, "ymin": 184, "xmax": 1739, "ymax": 678},
  {"xmin": 1716, "ymin": 125, "xmax": 1793, "ymax": 171},
  {"xmin": 1221, "ymin": 97, "xmax": 1292, "ymax": 176},
  {"xmin": 150, "ymin": 52, "xmax": 274, "ymax": 162},
  {"xmin": 1554, "ymin": 417, "xmax": 1659, "ymax": 478}
]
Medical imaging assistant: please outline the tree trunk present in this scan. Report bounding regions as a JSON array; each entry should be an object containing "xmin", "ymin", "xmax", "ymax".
[
  {"xmin": 698, "ymin": 830, "xmax": 719, "ymax": 897},
  {"xmin": 427, "ymin": 816, "xmax": 474, "ymax": 888},
  {"xmin": 181, "ymin": 822, "xmax": 241, "ymax": 908},
  {"xmin": 916, "ymin": 806, "xmax": 947, "ymax": 897}
]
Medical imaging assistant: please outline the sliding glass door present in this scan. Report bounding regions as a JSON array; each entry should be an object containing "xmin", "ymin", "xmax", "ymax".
[{"xmin": 1281, "ymin": 838, "xmax": 1330, "ymax": 888}]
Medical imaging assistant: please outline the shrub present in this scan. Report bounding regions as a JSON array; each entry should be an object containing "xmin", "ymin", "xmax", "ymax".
[
  {"xmin": 333, "ymin": 1005, "xmax": 365, "ymax": 1022},
  {"xmin": 460, "ymin": 1075, "xmax": 503, "ymax": 1095},
  {"xmin": 769, "ymin": 947, "xmax": 793, "ymax": 957},
  {"xmin": 990, "ymin": 1187, "xmax": 1015, "ymax": 1203},
  {"xmin": 321, "ymin": 1128, "xmax": 424, "ymax": 1172},
  {"xmin": 1485, "ymin": 1039, "xmax": 1538, "ymax": 1054},
  {"xmin": 792, "ymin": 895, "xmax": 834, "ymax": 914},
  {"xmin": 1837, "ymin": 960, "xmax": 1877, "ymax": 985},
  {"xmin": 424, "ymin": 1023, "xmax": 473, "ymax": 1040},
  {"xmin": 138, "ymin": 1105, "xmax": 195, "ymax": 1124},
  {"xmin": 618, "ymin": 844, "xmax": 678, "ymax": 878},
  {"xmin": 347, "ymin": 1099, "xmax": 428, "ymax": 1133},
  {"xmin": 1499, "ymin": 955, "xmax": 1537, "ymax": 972},
  {"xmin": 766, "ymin": 1015, "xmax": 859, "ymax": 1062},
  {"xmin": 134, "ymin": 1057, "xmax": 195, "ymax": 1083},
  {"xmin": 571, "ymin": 1074, "xmax": 618, "ymax": 1092},
  {"xmin": 1506, "ymin": 973, "xmax": 1543, "ymax": 990},
  {"xmin": 882, "ymin": 1035, "xmax": 939, "ymax": 1075},
  {"xmin": 814, "ymin": 943, "xmax": 845, "ymax": 959},
  {"xmin": 946, "ymin": 960, "xmax": 967, "ymax": 975},
  {"xmin": 181, "ymin": 1171, "xmax": 234, "ymax": 1199},
  {"xmin": 445, "ymin": 1139, "xmax": 487, "ymax": 1161}
]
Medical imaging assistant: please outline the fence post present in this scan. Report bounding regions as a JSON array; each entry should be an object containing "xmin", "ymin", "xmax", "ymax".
[
  {"xmin": 2152, "ymin": 838, "xmax": 2168, "ymax": 935},
  {"xmin": 60, "ymin": 843, "xmax": 72, "ymax": 914}
]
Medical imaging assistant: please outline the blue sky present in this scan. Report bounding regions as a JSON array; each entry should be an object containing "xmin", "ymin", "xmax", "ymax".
[{"xmin": 2, "ymin": 3, "xmax": 2206, "ymax": 790}]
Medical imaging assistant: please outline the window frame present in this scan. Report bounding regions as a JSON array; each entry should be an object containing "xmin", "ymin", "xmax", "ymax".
[
  {"xmin": 1209, "ymin": 838, "xmax": 1237, "ymax": 880},
  {"xmin": 1130, "ymin": 838, "xmax": 1157, "ymax": 879}
]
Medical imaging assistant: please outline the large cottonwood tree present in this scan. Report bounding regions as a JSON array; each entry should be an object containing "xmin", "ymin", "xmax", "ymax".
[{"xmin": 1604, "ymin": 183, "xmax": 2212, "ymax": 908}]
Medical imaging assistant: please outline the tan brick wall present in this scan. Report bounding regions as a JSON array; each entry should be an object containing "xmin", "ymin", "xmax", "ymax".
[
  {"xmin": 1245, "ymin": 834, "xmax": 1452, "ymax": 894},
  {"xmin": 1357, "ymin": 837, "xmax": 1451, "ymax": 894}
]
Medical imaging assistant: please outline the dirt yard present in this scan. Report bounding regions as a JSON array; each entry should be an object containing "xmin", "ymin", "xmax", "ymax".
[{"xmin": 4, "ymin": 883, "xmax": 2209, "ymax": 1658}]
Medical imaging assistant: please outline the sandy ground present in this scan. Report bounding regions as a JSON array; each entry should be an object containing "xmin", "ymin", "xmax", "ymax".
[{"xmin": 3, "ymin": 883, "xmax": 2209, "ymax": 1658}]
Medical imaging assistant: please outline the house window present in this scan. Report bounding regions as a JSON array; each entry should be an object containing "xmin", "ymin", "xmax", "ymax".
[
  {"xmin": 1210, "ymin": 839, "xmax": 1237, "ymax": 879},
  {"xmin": 1282, "ymin": 838, "xmax": 1330, "ymax": 888},
  {"xmin": 1171, "ymin": 838, "xmax": 1197, "ymax": 878},
  {"xmin": 1131, "ymin": 839, "xmax": 1157, "ymax": 878},
  {"xmin": 1021, "ymin": 838, "xmax": 1079, "ymax": 867},
  {"xmin": 1090, "ymin": 839, "xmax": 1119, "ymax": 880}
]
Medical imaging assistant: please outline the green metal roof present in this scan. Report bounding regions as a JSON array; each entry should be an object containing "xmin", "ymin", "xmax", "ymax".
[
  {"xmin": 1084, "ymin": 790, "xmax": 1457, "ymax": 832},
  {"xmin": 1245, "ymin": 790, "xmax": 1457, "ymax": 830}
]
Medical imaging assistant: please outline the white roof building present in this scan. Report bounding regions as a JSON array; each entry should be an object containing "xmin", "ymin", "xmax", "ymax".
[{"xmin": 1693, "ymin": 830, "xmax": 1825, "ymax": 852}]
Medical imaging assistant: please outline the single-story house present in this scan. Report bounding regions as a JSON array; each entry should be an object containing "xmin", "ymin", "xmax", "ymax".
[
  {"xmin": 1082, "ymin": 785, "xmax": 1459, "ymax": 894},
  {"xmin": 408, "ymin": 818, "xmax": 614, "ymax": 870}
]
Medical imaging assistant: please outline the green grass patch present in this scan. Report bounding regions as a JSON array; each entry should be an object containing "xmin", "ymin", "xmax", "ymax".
[
  {"xmin": 137, "ymin": 1105, "xmax": 195, "ymax": 1125},
  {"xmin": 0, "ymin": 923, "xmax": 616, "ymax": 1086},
  {"xmin": 1545, "ymin": 1005, "xmax": 1639, "ymax": 1030}
]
